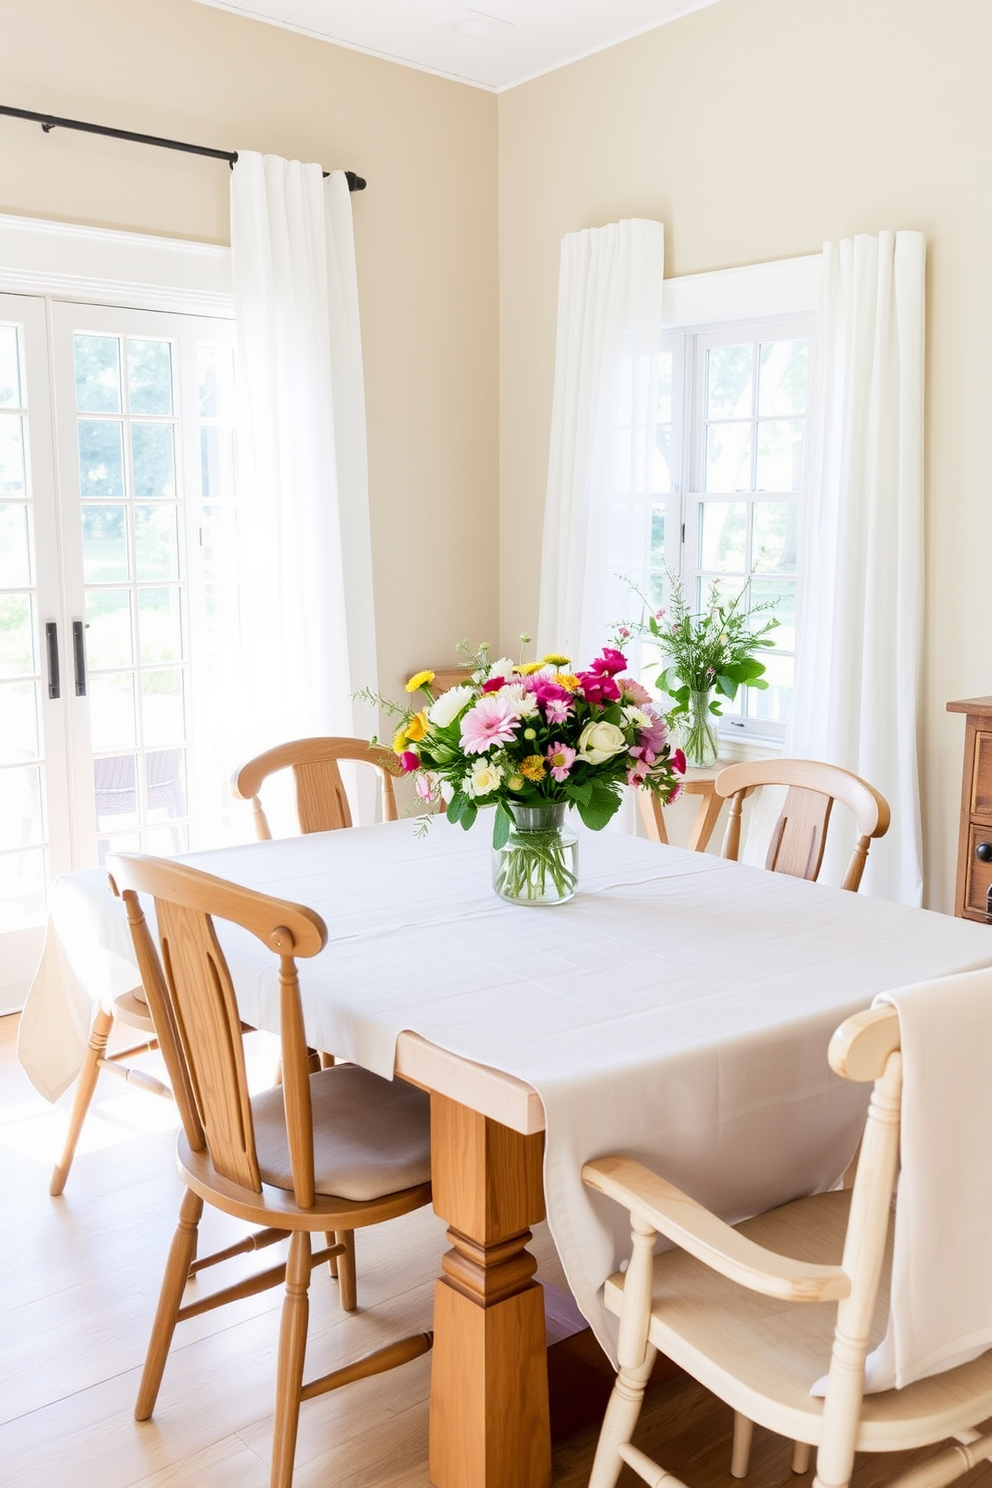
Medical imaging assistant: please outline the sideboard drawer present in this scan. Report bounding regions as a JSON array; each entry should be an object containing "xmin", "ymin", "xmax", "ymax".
[
  {"xmin": 973, "ymin": 731, "xmax": 992, "ymax": 816},
  {"xmin": 966, "ymin": 823, "xmax": 992, "ymax": 920}
]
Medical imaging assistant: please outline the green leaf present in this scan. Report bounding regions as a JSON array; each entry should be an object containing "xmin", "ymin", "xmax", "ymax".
[
  {"xmin": 492, "ymin": 802, "xmax": 511, "ymax": 850},
  {"xmin": 446, "ymin": 791, "xmax": 468, "ymax": 825},
  {"xmin": 565, "ymin": 778, "xmax": 593, "ymax": 805},
  {"xmin": 459, "ymin": 800, "xmax": 478, "ymax": 832},
  {"xmin": 575, "ymin": 781, "xmax": 622, "ymax": 832}
]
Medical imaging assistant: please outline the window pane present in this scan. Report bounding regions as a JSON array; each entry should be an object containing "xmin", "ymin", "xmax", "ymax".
[
  {"xmin": 127, "ymin": 340, "xmax": 173, "ymax": 415},
  {"xmin": 198, "ymin": 342, "xmax": 234, "ymax": 419},
  {"xmin": 0, "ymin": 764, "xmax": 44, "ymax": 848},
  {"xmin": 145, "ymin": 823, "xmax": 189, "ymax": 855},
  {"xmin": 706, "ymin": 422, "xmax": 751, "ymax": 493},
  {"xmin": 0, "ymin": 846, "xmax": 46, "ymax": 931},
  {"xmin": 94, "ymin": 753, "xmax": 137, "ymax": 827},
  {"xmin": 699, "ymin": 503, "xmax": 747, "ymax": 573},
  {"xmin": 756, "ymin": 418, "xmax": 804, "ymax": 492},
  {"xmin": 132, "ymin": 422, "xmax": 176, "ymax": 498},
  {"xmin": 707, "ymin": 345, "xmax": 753, "ymax": 419},
  {"xmin": 200, "ymin": 425, "xmax": 236, "ymax": 500},
  {"xmin": 85, "ymin": 589, "xmax": 133, "ymax": 669},
  {"xmin": 0, "ymin": 414, "xmax": 26, "ymax": 499},
  {"xmin": 141, "ymin": 670, "xmax": 185, "ymax": 745},
  {"xmin": 649, "ymin": 507, "xmax": 666, "ymax": 569},
  {"xmin": 752, "ymin": 503, "xmax": 798, "ymax": 574},
  {"xmin": 0, "ymin": 594, "xmax": 34, "ymax": 677},
  {"xmin": 89, "ymin": 673, "xmax": 136, "ymax": 751},
  {"xmin": 78, "ymin": 420, "xmax": 125, "ymax": 497},
  {"xmin": 201, "ymin": 505, "xmax": 239, "ymax": 584},
  {"xmin": 0, "ymin": 680, "xmax": 39, "ymax": 764},
  {"xmin": 74, "ymin": 334, "xmax": 122, "ymax": 413},
  {"xmin": 81, "ymin": 504, "xmax": 128, "ymax": 582},
  {"xmin": 750, "ymin": 577, "xmax": 796, "ymax": 650},
  {"xmin": 758, "ymin": 339, "xmax": 807, "ymax": 417},
  {"xmin": 0, "ymin": 503, "xmax": 32, "ymax": 586},
  {"xmin": 138, "ymin": 586, "xmax": 182, "ymax": 664},
  {"xmin": 652, "ymin": 426, "xmax": 672, "ymax": 493},
  {"xmin": 657, "ymin": 350, "xmax": 673, "ymax": 424},
  {"xmin": 146, "ymin": 748, "xmax": 187, "ymax": 818},
  {"xmin": 134, "ymin": 504, "xmax": 179, "ymax": 580},
  {"xmin": 97, "ymin": 829, "xmax": 140, "ymax": 867},
  {"xmin": 0, "ymin": 326, "xmax": 21, "ymax": 407},
  {"xmin": 746, "ymin": 651, "xmax": 793, "ymax": 725}
]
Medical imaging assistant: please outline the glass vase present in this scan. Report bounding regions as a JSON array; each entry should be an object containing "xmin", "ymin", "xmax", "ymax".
[
  {"xmin": 679, "ymin": 689, "xmax": 719, "ymax": 768},
  {"xmin": 492, "ymin": 802, "xmax": 578, "ymax": 906}
]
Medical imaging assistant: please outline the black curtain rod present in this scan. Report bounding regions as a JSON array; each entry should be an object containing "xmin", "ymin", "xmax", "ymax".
[{"xmin": 0, "ymin": 105, "xmax": 366, "ymax": 191}]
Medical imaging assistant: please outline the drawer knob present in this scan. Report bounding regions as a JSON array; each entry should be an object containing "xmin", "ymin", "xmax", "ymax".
[{"xmin": 977, "ymin": 842, "xmax": 992, "ymax": 864}]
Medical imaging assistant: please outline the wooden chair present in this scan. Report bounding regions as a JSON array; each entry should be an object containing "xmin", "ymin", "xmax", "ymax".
[
  {"xmin": 714, "ymin": 759, "xmax": 890, "ymax": 892},
  {"xmin": 107, "ymin": 852, "xmax": 433, "ymax": 1488},
  {"xmin": 582, "ymin": 1003, "xmax": 992, "ymax": 1488},
  {"xmin": 231, "ymin": 736, "xmax": 399, "ymax": 839}
]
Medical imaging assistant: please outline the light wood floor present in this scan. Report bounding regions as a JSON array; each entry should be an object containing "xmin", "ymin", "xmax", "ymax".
[{"xmin": 1, "ymin": 1011, "xmax": 988, "ymax": 1488}]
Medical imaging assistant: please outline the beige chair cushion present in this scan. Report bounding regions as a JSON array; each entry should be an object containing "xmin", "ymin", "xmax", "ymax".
[{"xmin": 252, "ymin": 1064, "xmax": 431, "ymax": 1203}]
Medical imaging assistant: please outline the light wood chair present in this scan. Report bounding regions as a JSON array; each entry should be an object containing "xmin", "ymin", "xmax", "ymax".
[
  {"xmin": 714, "ymin": 758, "xmax": 891, "ymax": 892},
  {"xmin": 107, "ymin": 852, "xmax": 433, "ymax": 1488},
  {"xmin": 582, "ymin": 1003, "xmax": 992, "ymax": 1488},
  {"xmin": 231, "ymin": 736, "xmax": 399, "ymax": 839}
]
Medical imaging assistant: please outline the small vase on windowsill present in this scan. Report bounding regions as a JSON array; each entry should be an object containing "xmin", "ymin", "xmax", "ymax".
[{"xmin": 679, "ymin": 690, "xmax": 719, "ymax": 769}]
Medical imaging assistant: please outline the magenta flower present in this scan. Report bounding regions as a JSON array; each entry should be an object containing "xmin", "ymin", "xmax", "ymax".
[
  {"xmin": 576, "ymin": 671, "xmax": 621, "ymax": 705},
  {"xmin": 588, "ymin": 646, "xmax": 628, "ymax": 677},
  {"xmin": 546, "ymin": 741, "xmax": 576, "ymax": 781},
  {"xmin": 399, "ymin": 750, "xmax": 420, "ymax": 773},
  {"xmin": 672, "ymin": 749, "xmax": 686, "ymax": 775},
  {"xmin": 481, "ymin": 676, "xmax": 505, "ymax": 694},
  {"xmin": 459, "ymin": 694, "xmax": 520, "ymax": 755},
  {"xmin": 543, "ymin": 695, "xmax": 573, "ymax": 725}
]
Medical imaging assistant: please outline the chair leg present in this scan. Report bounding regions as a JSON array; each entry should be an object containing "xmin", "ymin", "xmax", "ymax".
[
  {"xmin": 731, "ymin": 1413, "xmax": 754, "ymax": 1477},
  {"xmin": 588, "ymin": 1343, "xmax": 658, "ymax": 1488},
  {"xmin": 337, "ymin": 1230, "xmax": 357, "ymax": 1312},
  {"xmin": 324, "ymin": 1230, "xmax": 339, "ymax": 1279},
  {"xmin": 793, "ymin": 1440, "xmax": 813, "ymax": 1474},
  {"xmin": 135, "ymin": 1187, "xmax": 203, "ymax": 1420},
  {"xmin": 271, "ymin": 1230, "xmax": 312, "ymax": 1488},
  {"xmin": 50, "ymin": 1006, "xmax": 115, "ymax": 1196}
]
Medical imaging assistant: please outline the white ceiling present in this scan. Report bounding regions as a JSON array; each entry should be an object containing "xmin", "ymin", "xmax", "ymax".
[{"xmin": 192, "ymin": 0, "xmax": 720, "ymax": 91}]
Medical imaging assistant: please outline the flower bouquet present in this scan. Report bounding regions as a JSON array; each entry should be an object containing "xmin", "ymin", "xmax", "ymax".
[
  {"xmin": 357, "ymin": 640, "xmax": 685, "ymax": 905},
  {"xmin": 628, "ymin": 575, "xmax": 778, "ymax": 766}
]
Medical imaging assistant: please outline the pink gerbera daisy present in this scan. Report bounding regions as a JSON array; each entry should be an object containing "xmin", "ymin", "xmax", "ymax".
[
  {"xmin": 459, "ymin": 694, "xmax": 520, "ymax": 754},
  {"xmin": 546, "ymin": 741, "xmax": 576, "ymax": 781}
]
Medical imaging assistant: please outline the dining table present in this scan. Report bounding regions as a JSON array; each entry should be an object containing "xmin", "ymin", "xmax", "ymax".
[{"xmin": 18, "ymin": 816, "xmax": 992, "ymax": 1488}]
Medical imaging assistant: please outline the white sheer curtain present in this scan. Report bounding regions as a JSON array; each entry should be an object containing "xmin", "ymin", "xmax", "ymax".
[
  {"xmin": 538, "ymin": 219, "xmax": 665, "ymax": 664},
  {"xmin": 229, "ymin": 153, "xmax": 377, "ymax": 768},
  {"xmin": 787, "ymin": 231, "xmax": 926, "ymax": 904}
]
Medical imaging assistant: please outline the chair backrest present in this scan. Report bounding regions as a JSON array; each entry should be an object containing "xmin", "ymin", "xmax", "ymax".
[
  {"xmin": 107, "ymin": 852, "xmax": 327, "ymax": 1206},
  {"xmin": 231, "ymin": 736, "xmax": 400, "ymax": 840},
  {"xmin": 714, "ymin": 758, "xmax": 890, "ymax": 892}
]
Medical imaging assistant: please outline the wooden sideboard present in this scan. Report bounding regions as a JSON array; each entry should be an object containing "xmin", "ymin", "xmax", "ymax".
[{"xmin": 947, "ymin": 696, "xmax": 992, "ymax": 924}]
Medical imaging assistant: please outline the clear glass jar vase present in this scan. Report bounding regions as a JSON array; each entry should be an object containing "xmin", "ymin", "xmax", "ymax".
[
  {"xmin": 492, "ymin": 802, "xmax": 578, "ymax": 906},
  {"xmin": 679, "ymin": 689, "xmax": 719, "ymax": 768}
]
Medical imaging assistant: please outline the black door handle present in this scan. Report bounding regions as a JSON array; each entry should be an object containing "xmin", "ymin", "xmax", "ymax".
[
  {"xmin": 72, "ymin": 620, "xmax": 87, "ymax": 696},
  {"xmin": 46, "ymin": 621, "xmax": 60, "ymax": 699}
]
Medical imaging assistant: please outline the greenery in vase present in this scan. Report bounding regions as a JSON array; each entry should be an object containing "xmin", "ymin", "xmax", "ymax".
[
  {"xmin": 623, "ymin": 571, "xmax": 779, "ymax": 725},
  {"xmin": 355, "ymin": 635, "xmax": 686, "ymax": 852}
]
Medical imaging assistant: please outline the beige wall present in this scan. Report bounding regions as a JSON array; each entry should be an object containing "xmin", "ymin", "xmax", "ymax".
[
  {"xmin": 498, "ymin": 0, "xmax": 991, "ymax": 910},
  {"xmin": 0, "ymin": 0, "xmax": 499, "ymax": 695}
]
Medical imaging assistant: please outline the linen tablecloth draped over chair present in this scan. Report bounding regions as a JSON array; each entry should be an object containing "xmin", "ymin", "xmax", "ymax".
[{"xmin": 18, "ymin": 821, "xmax": 992, "ymax": 1359}]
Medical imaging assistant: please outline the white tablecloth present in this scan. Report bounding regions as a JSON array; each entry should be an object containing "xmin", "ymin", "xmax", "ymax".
[{"xmin": 18, "ymin": 820, "xmax": 992, "ymax": 1361}]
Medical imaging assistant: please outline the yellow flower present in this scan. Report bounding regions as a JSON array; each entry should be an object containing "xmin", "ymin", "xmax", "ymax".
[
  {"xmin": 541, "ymin": 652, "xmax": 572, "ymax": 667},
  {"xmin": 514, "ymin": 662, "xmax": 544, "ymax": 676},
  {"xmin": 405, "ymin": 669, "xmax": 435, "ymax": 693},
  {"xmin": 557, "ymin": 673, "xmax": 581, "ymax": 692},
  {"xmin": 405, "ymin": 711, "xmax": 428, "ymax": 743},
  {"xmin": 392, "ymin": 725, "xmax": 409, "ymax": 754},
  {"xmin": 520, "ymin": 754, "xmax": 547, "ymax": 781}
]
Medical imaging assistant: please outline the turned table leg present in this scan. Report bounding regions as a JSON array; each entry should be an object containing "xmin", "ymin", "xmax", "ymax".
[{"xmin": 428, "ymin": 1093, "xmax": 551, "ymax": 1488}]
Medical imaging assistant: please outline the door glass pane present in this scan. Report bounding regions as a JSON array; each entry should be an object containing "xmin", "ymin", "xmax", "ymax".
[
  {"xmin": 93, "ymin": 753, "xmax": 137, "ymax": 829},
  {"xmin": 134, "ymin": 504, "xmax": 179, "ymax": 580},
  {"xmin": 699, "ymin": 503, "xmax": 747, "ymax": 573},
  {"xmin": 141, "ymin": 670, "xmax": 185, "ymax": 745},
  {"xmin": 127, "ymin": 340, "xmax": 173, "ymax": 415},
  {"xmin": 0, "ymin": 414, "xmax": 26, "ymax": 498},
  {"xmin": 0, "ymin": 680, "xmax": 40, "ymax": 764},
  {"xmin": 146, "ymin": 748, "xmax": 186, "ymax": 819},
  {"xmin": 85, "ymin": 589, "xmax": 133, "ymax": 668},
  {"xmin": 81, "ymin": 504, "xmax": 128, "ymax": 582},
  {"xmin": 78, "ymin": 420, "xmax": 125, "ymax": 496},
  {"xmin": 705, "ymin": 423, "xmax": 751, "ymax": 492},
  {"xmin": 74, "ymin": 334, "xmax": 122, "ymax": 413},
  {"xmin": 89, "ymin": 673, "xmax": 136, "ymax": 751},
  {"xmin": 0, "ymin": 594, "xmax": 34, "ymax": 676},
  {"xmin": 0, "ymin": 847, "xmax": 46, "ymax": 931},
  {"xmin": 752, "ymin": 503, "xmax": 798, "ymax": 574},
  {"xmin": 138, "ymin": 587, "xmax": 182, "ymax": 663},
  {"xmin": 132, "ymin": 423, "xmax": 176, "ymax": 498},
  {"xmin": 0, "ymin": 764, "xmax": 44, "ymax": 848},
  {"xmin": 0, "ymin": 503, "xmax": 32, "ymax": 586},
  {"xmin": 97, "ymin": 829, "xmax": 140, "ymax": 866},
  {"xmin": 758, "ymin": 339, "xmax": 807, "ymax": 417},
  {"xmin": 145, "ymin": 823, "xmax": 189, "ymax": 855},
  {"xmin": 756, "ymin": 419, "xmax": 804, "ymax": 492},
  {"xmin": 200, "ymin": 426, "xmax": 236, "ymax": 500},
  {"xmin": 707, "ymin": 345, "xmax": 753, "ymax": 419},
  {"xmin": 0, "ymin": 326, "xmax": 21, "ymax": 407}
]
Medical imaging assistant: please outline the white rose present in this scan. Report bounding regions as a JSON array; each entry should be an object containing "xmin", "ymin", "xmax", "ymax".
[
  {"xmin": 487, "ymin": 656, "xmax": 515, "ymax": 683},
  {"xmin": 577, "ymin": 719, "xmax": 627, "ymax": 765},
  {"xmin": 428, "ymin": 684, "xmax": 475, "ymax": 728},
  {"xmin": 466, "ymin": 760, "xmax": 503, "ymax": 797}
]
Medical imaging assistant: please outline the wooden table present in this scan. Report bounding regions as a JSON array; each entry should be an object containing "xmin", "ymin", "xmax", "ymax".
[{"xmin": 19, "ymin": 822, "xmax": 992, "ymax": 1488}]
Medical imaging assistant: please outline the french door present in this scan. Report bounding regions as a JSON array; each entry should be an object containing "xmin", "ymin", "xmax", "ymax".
[{"xmin": 0, "ymin": 292, "xmax": 241, "ymax": 1004}]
